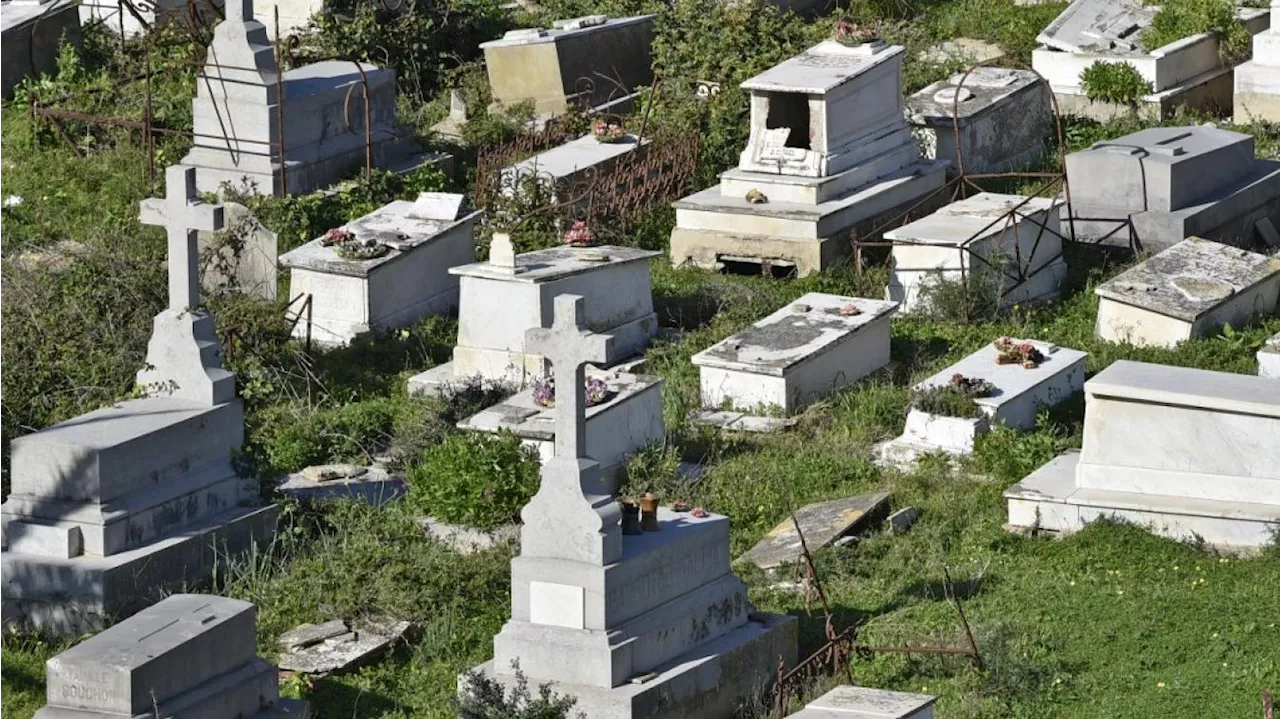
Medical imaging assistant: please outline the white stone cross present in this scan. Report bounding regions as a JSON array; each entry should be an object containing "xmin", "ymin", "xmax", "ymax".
[
  {"xmin": 140, "ymin": 165, "xmax": 225, "ymax": 312},
  {"xmin": 525, "ymin": 295, "xmax": 614, "ymax": 460}
]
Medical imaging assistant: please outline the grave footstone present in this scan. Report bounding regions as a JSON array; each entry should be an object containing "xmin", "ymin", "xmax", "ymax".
[
  {"xmin": 1094, "ymin": 238, "xmax": 1280, "ymax": 349},
  {"xmin": 277, "ymin": 464, "xmax": 407, "ymax": 506},
  {"xmin": 279, "ymin": 193, "xmax": 480, "ymax": 345},
  {"xmin": 906, "ymin": 68, "xmax": 1051, "ymax": 175},
  {"xmin": 884, "ymin": 192, "xmax": 1066, "ymax": 313},
  {"xmin": 1032, "ymin": 0, "xmax": 1270, "ymax": 121},
  {"xmin": 786, "ymin": 686, "xmax": 937, "ymax": 718},
  {"xmin": 692, "ymin": 293, "xmax": 899, "ymax": 417},
  {"xmin": 481, "ymin": 15, "xmax": 656, "ymax": 122},
  {"xmin": 1065, "ymin": 126, "xmax": 1280, "ymax": 252},
  {"xmin": 1, "ymin": 166, "xmax": 277, "ymax": 636},
  {"xmin": 669, "ymin": 40, "xmax": 949, "ymax": 277},
  {"xmin": 740, "ymin": 493, "xmax": 890, "ymax": 571},
  {"xmin": 1005, "ymin": 360, "xmax": 1280, "ymax": 549},
  {"xmin": 1235, "ymin": 0, "xmax": 1280, "ymax": 123},
  {"xmin": 33, "ymin": 594, "xmax": 308, "ymax": 718},
  {"xmin": 180, "ymin": 0, "xmax": 439, "ymax": 196},
  {"xmin": 467, "ymin": 294, "xmax": 797, "ymax": 718},
  {"xmin": 1, "ymin": 0, "xmax": 81, "ymax": 99},
  {"xmin": 197, "ymin": 201, "xmax": 279, "ymax": 301}
]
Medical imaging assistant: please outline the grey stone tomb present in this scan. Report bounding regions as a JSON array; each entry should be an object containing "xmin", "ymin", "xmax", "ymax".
[
  {"xmin": 1, "ymin": 166, "xmax": 277, "ymax": 636},
  {"xmin": 1065, "ymin": 125, "xmax": 1280, "ymax": 252},
  {"xmin": 181, "ymin": 0, "xmax": 435, "ymax": 196},
  {"xmin": 906, "ymin": 67, "xmax": 1051, "ymax": 174},
  {"xmin": 33, "ymin": 594, "xmax": 308, "ymax": 719},
  {"xmin": 468, "ymin": 294, "xmax": 797, "ymax": 719},
  {"xmin": 2, "ymin": 0, "xmax": 81, "ymax": 99}
]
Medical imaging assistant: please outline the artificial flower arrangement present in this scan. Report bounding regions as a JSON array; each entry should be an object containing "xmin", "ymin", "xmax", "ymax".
[
  {"xmin": 949, "ymin": 372, "xmax": 996, "ymax": 398},
  {"xmin": 591, "ymin": 119, "xmax": 628, "ymax": 144},
  {"xmin": 993, "ymin": 337, "xmax": 1045, "ymax": 368},
  {"xmin": 562, "ymin": 220, "xmax": 598, "ymax": 247},
  {"xmin": 834, "ymin": 20, "xmax": 878, "ymax": 46},
  {"xmin": 531, "ymin": 377, "xmax": 611, "ymax": 408},
  {"xmin": 322, "ymin": 227, "xmax": 389, "ymax": 260}
]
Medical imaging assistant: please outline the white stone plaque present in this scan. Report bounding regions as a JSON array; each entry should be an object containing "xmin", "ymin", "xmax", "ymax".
[{"xmin": 529, "ymin": 581, "xmax": 585, "ymax": 629}]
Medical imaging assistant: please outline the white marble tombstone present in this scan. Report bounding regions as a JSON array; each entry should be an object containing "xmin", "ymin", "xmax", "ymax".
[
  {"xmin": 786, "ymin": 686, "xmax": 937, "ymax": 719},
  {"xmin": 1235, "ymin": 0, "xmax": 1280, "ymax": 122}
]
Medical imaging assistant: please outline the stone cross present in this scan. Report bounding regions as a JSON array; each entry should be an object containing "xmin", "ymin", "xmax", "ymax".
[
  {"xmin": 525, "ymin": 295, "xmax": 613, "ymax": 459},
  {"xmin": 140, "ymin": 165, "xmax": 225, "ymax": 312}
]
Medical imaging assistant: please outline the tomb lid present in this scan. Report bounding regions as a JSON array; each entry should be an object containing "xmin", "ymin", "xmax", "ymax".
[
  {"xmin": 282, "ymin": 60, "xmax": 392, "ymax": 99},
  {"xmin": 796, "ymin": 685, "xmax": 938, "ymax": 718},
  {"xmin": 10, "ymin": 396, "xmax": 228, "ymax": 451},
  {"xmin": 449, "ymin": 244, "xmax": 660, "ymax": 282},
  {"xmin": 279, "ymin": 201, "xmax": 481, "ymax": 277},
  {"xmin": 740, "ymin": 41, "xmax": 905, "ymax": 95},
  {"xmin": 883, "ymin": 192, "xmax": 1061, "ymax": 246},
  {"xmin": 503, "ymin": 133, "xmax": 651, "ymax": 181},
  {"xmin": 914, "ymin": 339, "xmax": 1087, "ymax": 413},
  {"xmin": 906, "ymin": 67, "xmax": 1041, "ymax": 124},
  {"xmin": 1036, "ymin": 0, "xmax": 1155, "ymax": 54},
  {"xmin": 691, "ymin": 293, "xmax": 898, "ymax": 377},
  {"xmin": 1086, "ymin": 359, "xmax": 1280, "ymax": 419},
  {"xmin": 1, "ymin": 0, "xmax": 73, "ymax": 32},
  {"xmin": 44, "ymin": 594, "xmax": 257, "ymax": 715},
  {"xmin": 1094, "ymin": 238, "xmax": 1280, "ymax": 322},
  {"xmin": 1078, "ymin": 125, "xmax": 1252, "ymax": 166},
  {"xmin": 480, "ymin": 14, "xmax": 655, "ymax": 48},
  {"xmin": 458, "ymin": 372, "xmax": 662, "ymax": 441}
]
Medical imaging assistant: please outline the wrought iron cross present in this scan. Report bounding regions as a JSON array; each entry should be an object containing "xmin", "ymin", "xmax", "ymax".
[
  {"xmin": 525, "ymin": 295, "xmax": 614, "ymax": 460},
  {"xmin": 140, "ymin": 165, "xmax": 225, "ymax": 312}
]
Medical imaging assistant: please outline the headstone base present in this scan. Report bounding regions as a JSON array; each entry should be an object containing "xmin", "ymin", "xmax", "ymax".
[
  {"xmin": 670, "ymin": 161, "xmax": 948, "ymax": 277},
  {"xmin": 468, "ymin": 612, "xmax": 796, "ymax": 719},
  {"xmin": 2, "ymin": 504, "xmax": 277, "ymax": 636},
  {"xmin": 1005, "ymin": 451, "xmax": 1280, "ymax": 551}
]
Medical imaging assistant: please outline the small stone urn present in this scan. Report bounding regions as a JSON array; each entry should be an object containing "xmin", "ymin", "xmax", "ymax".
[
  {"xmin": 639, "ymin": 493, "xmax": 660, "ymax": 532},
  {"xmin": 620, "ymin": 500, "xmax": 643, "ymax": 535}
]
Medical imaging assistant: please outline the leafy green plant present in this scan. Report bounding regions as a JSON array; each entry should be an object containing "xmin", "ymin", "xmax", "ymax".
[
  {"xmin": 1080, "ymin": 61, "xmax": 1153, "ymax": 106},
  {"xmin": 457, "ymin": 663, "xmax": 582, "ymax": 719},
  {"xmin": 1141, "ymin": 0, "xmax": 1251, "ymax": 62},
  {"xmin": 914, "ymin": 268, "xmax": 1003, "ymax": 324},
  {"xmin": 406, "ymin": 431, "xmax": 540, "ymax": 529},
  {"xmin": 909, "ymin": 384, "xmax": 986, "ymax": 419}
]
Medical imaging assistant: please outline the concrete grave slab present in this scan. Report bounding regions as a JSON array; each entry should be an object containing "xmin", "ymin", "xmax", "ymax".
[
  {"xmin": 1005, "ymin": 360, "xmax": 1280, "ymax": 550},
  {"xmin": 441, "ymin": 244, "xmax": 660, "ymax": 386},
  {"xmin": 279, "ymin": 197, "xmax": 480, "ymax": 345},
  {"xmin": 419, "ymin": 517, "xmax": 520, "ymax": 554},
  {"xmin": 739, "ymin": 493, "xmax": 890, "ymax": 570},
  {"xmin": 33, "ymin": 594, "xmax": 307, "ymax": 719},
  {"xmin": 1094, "ymin": 238, "xmax": 1280, "ymax": 348},
  {"xmin": 502, "ymin": 133, "xmax": 651, "ymax": 210},
  {"xmin": 787, "ymin": 685, "xmax": 937, "ymax": 718},
  {"xmin": 916, "ymin": 38, "xmax": 1005, "ymax": 66},
  {"xmin": 457, "ymin": 370, "xmax": 665, "ymax": 492},
  {"xmin": 693, "ymin": 293, "xmax": 898, "ymax": 416},
  {"xmin": 1033, "ymin": 0, "xmax": 1270, "ymax": 121},
  {"xmin": 482, "ymin": 15, "xmax": 656, "ymax": 120},
  {"xmin": 2, "ymin": 0, "xmax": 80, "ymax": 99},
  {"xmin": 884, "ymin": 192, "xmax": 1066, "ymax": 313},
  {"xmin": 1066, "ymin": 126, "xmax": 1280, "ymax": 251},
  {"xmin": 875, "ymin": 339, "xmax": 1086, "ymax": 466},
  {"xmin": 1260, "ymin": 331, "xmax": 1280, "ymax": 378},
  {"xmin": 907, "ymin": 68, "xmax": 1051, "ymax": 175},
  {"xmin": 277, "ymin": 464, "xmax": 406, "ymax": 506},
  {"xmin": 277, "ymin": 617, "xmax": 410, "ymax": 674}
]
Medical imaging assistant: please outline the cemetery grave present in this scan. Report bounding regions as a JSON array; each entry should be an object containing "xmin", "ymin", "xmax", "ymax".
[
  {"xmin": 1, "ymin": 0, "xmax": 81, "ymax": 99},
  {"xmin": 1235, "ymin": 0, "xmax": 1280, "ymax": 122},
  {"xmin": 4, "ymin": 0, "xmax": 1280, "ymax": 716}
]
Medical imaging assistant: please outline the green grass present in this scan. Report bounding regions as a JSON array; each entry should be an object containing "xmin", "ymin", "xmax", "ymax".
[{"xmin": 5, "ymin": 0, "xmax": 1280, "ymax": 716}]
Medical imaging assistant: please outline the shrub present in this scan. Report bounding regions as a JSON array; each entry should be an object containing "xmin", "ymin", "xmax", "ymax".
[
  {"xmin": 1079, "ymin": 61, "xmax": 1152, "ymax": 106},
  {"xmin": 457, "ymin": 664, "xmax": 581, "ymax": 719},
  {"xmin": 1141, "ymin": 0, "xmax": 1251, "ymax": 62},
  {"xmin": 406, "ymin": 431, "xmax": 540, "ymax": 529},
  {"xmin": 909, "ymin": 384, "xmax": 986, "ymax": 419},
  {"xmin": 914, "ymin": 268, "xmax": 1002, "ymax": 324}
]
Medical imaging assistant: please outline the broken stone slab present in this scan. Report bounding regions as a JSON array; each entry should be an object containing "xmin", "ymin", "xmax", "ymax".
[
  {"xmin": 276, "ymin": 617, "xmax": 410, "ymax": 674},
  {"xmin": 418, "ymin": 516, "xmax": 520, "ymax": 554},
  {"xmin": 739, "ymin": 492, "xmax": 890, "ymax": 570},
  {"xmin": 690, "ymin": 409, "xmax": 798, "ymax": 433},
  {"xmin": 916, "ymin": 38, "xmax": 1005, "ymax": 66},
  {"xmin": 277, "ymin": 465, "xmax": 406, "ymax": 507},
  {"xmin": 888, "ymin": 506, "xmax": 920, "ymax": 534}
]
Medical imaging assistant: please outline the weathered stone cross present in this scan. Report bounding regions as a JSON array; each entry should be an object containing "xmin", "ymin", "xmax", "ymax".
[
  {"xmin": 525, "ymin": 295, "xmax": 614, "ymax": 460},
  {"xmin": 140, "ymin": 165, "xmax": 225, "ymax": 312}
]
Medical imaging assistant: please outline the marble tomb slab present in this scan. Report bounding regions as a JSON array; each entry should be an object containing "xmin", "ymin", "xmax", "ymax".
[
  {"xmin": 787, "ymin": 685, "xmax": 937, "ymax": 719},
  {"xmin": 740, "ymin": 493, "xmax": 890, "ymax": 570},
  {"xmin": 693, "ymin": 293, "xmax": 899, "ymax": 415},
  {"xmin": 1094, "ymin": 237, "xmax": 1280, "ymax": 348}
]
